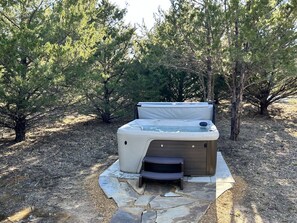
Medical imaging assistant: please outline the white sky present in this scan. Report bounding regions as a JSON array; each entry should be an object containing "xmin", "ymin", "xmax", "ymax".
[{"xmin": 109, "ymin": 0, "xmax": 171, "ymax": 30}]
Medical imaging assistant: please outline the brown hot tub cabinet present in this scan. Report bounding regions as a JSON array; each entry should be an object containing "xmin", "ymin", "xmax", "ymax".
[{"xmin": 146, "ymin": 140, "xmax": 217, "ymax": 176}]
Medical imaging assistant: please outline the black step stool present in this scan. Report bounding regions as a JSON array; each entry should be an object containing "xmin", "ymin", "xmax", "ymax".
[{"xmin": 139, "ymin": 156, "xmax": 184, "ymax": 190}]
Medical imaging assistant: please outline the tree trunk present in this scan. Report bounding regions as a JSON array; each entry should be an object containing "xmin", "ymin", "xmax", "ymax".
[
  {"xmin": 259, "ymin": 90, "xmax": 270, "ymax": 116},
  {"xmin": 230, "ymin": 95, "xmax": 241, "ymax": 140},
  {"xmin": 177, "ymin": 73, "xmax": 185, "ymax": 102},
  {"xmin": 230, "ymin": 63, "xmax": 245, "ymax": 140},
  {"xmin": 101, "ymin": 112, "xmax": 111, "ymax": 123},
  {"xmin": 260, "ymin": 101, "xmax": 269, "ymax": 116},
  {"xmin": 206, "ymin": 55, "xmax": 213, "ymax": 101},
  {"xmin": 230, "ymin": 14, "xmax": 245, "ymax": 141},
  {"xmin": 102, "ymin": 81, "xmax": 111, "ymax": 123},
  {"xmin": 14, "ymin": 116, "xmax": 26, "ymax": 142},
  {"xmin": 205, "ymin": 2, "xmax": 213, "ymax": 102}
]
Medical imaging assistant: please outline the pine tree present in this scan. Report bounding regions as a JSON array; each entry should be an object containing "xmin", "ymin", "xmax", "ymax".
[{"xmin": 0, "ymin": 0, "xmax": 97, "ymax": 141}]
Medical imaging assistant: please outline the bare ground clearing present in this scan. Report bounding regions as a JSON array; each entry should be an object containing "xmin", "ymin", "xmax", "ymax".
[{"xmin": 0, "ymin": 100, "xmax": 296, "ymax": 223}]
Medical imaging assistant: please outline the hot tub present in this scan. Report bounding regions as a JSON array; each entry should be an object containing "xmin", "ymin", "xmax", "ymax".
[{"xmin": 117, "ymin": 119, "xmax": 219, "ymax": 176}]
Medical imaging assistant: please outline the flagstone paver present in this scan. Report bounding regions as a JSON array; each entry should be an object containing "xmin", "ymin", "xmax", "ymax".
[
  {"xmin": 98, "ymin": 176, "xmax": 121, "ymax": 198},
  {"xmin": 150, "ymin": 195, "xmax": 196, "ymax": 209},
  {"xmin": 175, "ymin": 182, "xmax": 216, "ymax": 201},
  {"xmin": 99, "ymin": 152, "xmax": 235, "ymax": 223},
  {"xmin": 112, "ymin": 182, "xmax": 139, "ymax": 207},
  {"xmin": 127, "ymin": 179, "xmax": 145, "ymax": 194},
  {"xmin": 210, "ymin": 154, "xmax": 236, "ymax": 183},
  {"xmin": 100, "ymin": 160, "xmax": 139, "ymax": 179},
  {"xmin": 110, "ymin": 207, "xmax": 144, "ymax": 223},
  {"xmin": 141, "ymin": 210, "xmax": 157, "ymax": 223},
  {"xmin": 156, "ymin": 205, "xmax": 190, "ymax": 223},
  {"xmin": 134, "ymin": 195, "xmax": 154, "ymax": 207}
]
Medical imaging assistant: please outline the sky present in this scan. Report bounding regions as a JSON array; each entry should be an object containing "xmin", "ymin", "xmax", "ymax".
[{"xmin": 109, "ymin": 0, "xmax": 171, "ymax": 30}]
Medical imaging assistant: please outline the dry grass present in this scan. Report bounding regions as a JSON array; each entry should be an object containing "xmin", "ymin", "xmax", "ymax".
[
  {"xmin": 0, "ymin": 115, "xmax": 123, "ymax": 222},
  {"xmin": 200, "ymin": 99, "xmax": 297, "ymax": 222},
  {"xmin": 0, "ymin": 100, "xmax": 296, "ymax": 222}
]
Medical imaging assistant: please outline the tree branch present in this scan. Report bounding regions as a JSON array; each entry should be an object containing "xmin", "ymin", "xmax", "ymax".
[
  {"xmin": 0, "ymin": 11, "xmax": 21, "ymax": 29},
  {"xmin": 28, "ymin": 0, "xmax": 44, "ymax": 26}
]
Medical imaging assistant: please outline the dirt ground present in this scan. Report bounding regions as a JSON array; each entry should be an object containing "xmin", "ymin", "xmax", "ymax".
[
  {"xmin": 0, "ymin": 99, "xmax": 296, "ymax": 223},
  {"xmin": 200, "ymin": 99, "xmax": 297, "ymax": 223}
]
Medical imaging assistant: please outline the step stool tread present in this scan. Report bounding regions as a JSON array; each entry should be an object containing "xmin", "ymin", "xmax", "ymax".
[
  {"xmin": 143, "ymin": 156, "xmax": 184, "ymax": 165},
  {"xmin": 140, "ymin": 171, "xmax": 183, "ymax": 180}
]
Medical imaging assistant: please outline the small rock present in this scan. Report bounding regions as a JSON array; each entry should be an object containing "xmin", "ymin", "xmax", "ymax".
[{"xmin": 163, "ymin": 192, "xmax": 181, "ymax": 197}]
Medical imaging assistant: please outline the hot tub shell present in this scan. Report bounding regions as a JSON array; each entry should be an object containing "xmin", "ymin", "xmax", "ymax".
[
  {"xmin": 118, "ymin": 102, "xmax": 219, "ymax": 176},
  {"xmin": 117, "ymin": 118, "xmax": 219, "ymax": 176}
]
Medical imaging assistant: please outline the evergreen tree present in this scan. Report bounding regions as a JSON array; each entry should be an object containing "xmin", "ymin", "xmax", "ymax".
[
  {"xmin": 78, "ymin": 0, "xmax": 135, "ymax": 123},
  {"xmin": 244, "ymin": 0, "xmax": 297, "ymax": 115},
  {"xmin": 0, "ymin": 0, "xmax": 97, "ymax": 141}
]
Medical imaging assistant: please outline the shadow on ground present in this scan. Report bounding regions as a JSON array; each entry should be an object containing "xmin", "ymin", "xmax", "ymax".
[
  {"xmin": 0, "ymin": 116, "xmax": 123, "ymax": 223},
  {"xmin": 1, "ymin": 101, "xmax": 296, "ymax": 222},
  {"xmin": 200, "ymin": 101, "xmax": 297, "ymax": 222}
]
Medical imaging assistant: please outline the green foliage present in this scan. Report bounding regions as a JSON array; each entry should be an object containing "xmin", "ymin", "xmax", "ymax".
[
  {"xmin": 0, "ymin": 0, "xmax": 296, "ymax": 142},
  {"xmin": 243, "ymin": 0, "xmax": 297, "ymax": 114},
  {"xmin": 76, "ymin": 0, "xmax": 135, "ymax": 123},
  {"xmin": 136, "ymin": 0, "xmax": 226, "ymax": 102},
  {"xmin": 0, "ymin": 0, "xmax": 98, "ymax": 141},
  {"xmin": 141, "ymin": 0, "xmax": 296, "ymax": 139},
  {"xmin": 124, "ymin": 60, "xmax": 162, "ymax": 103}
]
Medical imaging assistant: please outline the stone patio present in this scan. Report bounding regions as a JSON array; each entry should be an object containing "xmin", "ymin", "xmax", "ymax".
[{"xmin": 99, "ymin": 152, "xmax": 235, "ymax": 223}]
